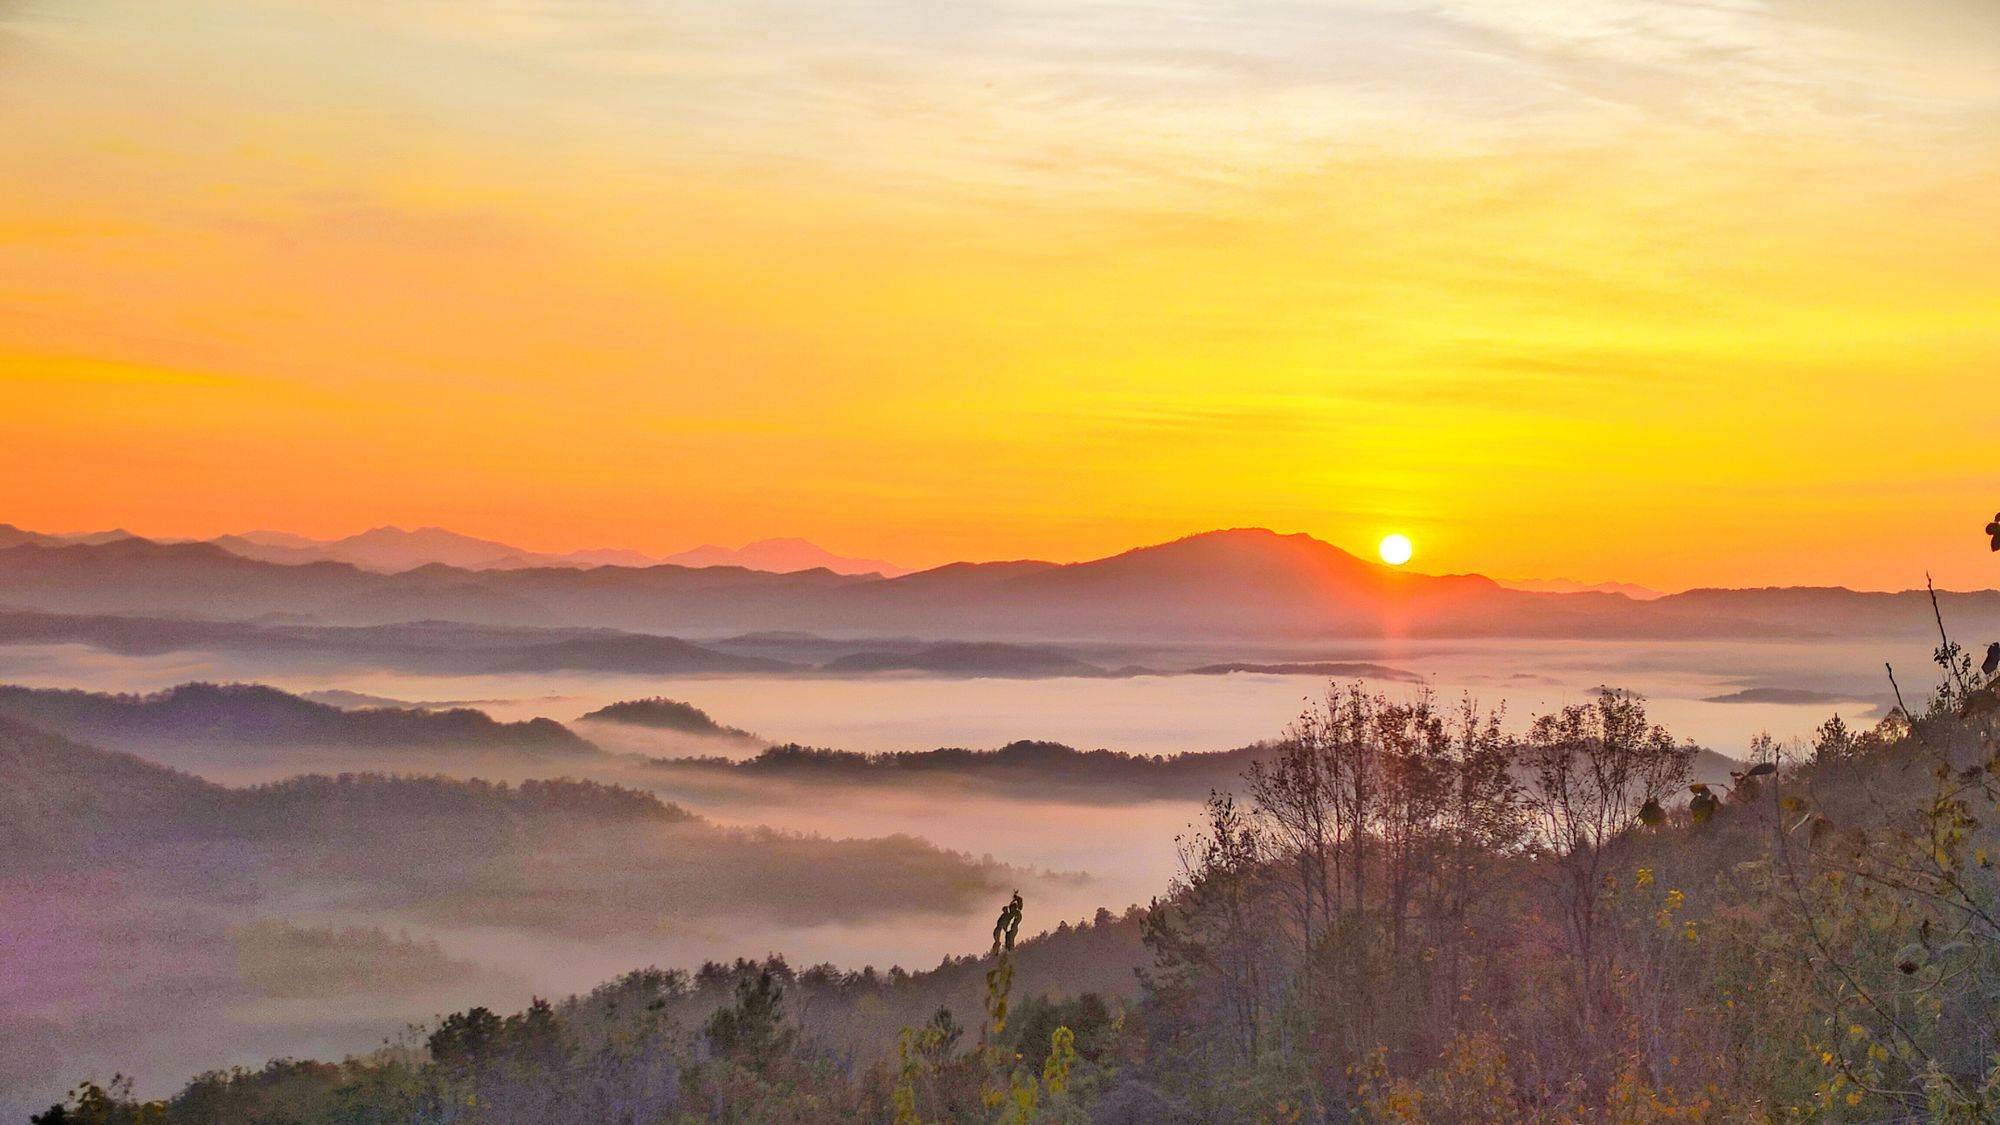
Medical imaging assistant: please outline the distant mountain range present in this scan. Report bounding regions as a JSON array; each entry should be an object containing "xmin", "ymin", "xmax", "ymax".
[
  {"xmin": 1, "ymin": 524, "xmax": 1995, "ymax": 645},
  {"xmin": 658, "ymin": 537, "xmax": 910, "ymax": 576},
  {"xmin": 0, "ymin": 522, "xmax": 908, "ymax": 577},
  {"xmin": 1494, "ymin": 577, "xmax": 1666, "ymax": 600}
]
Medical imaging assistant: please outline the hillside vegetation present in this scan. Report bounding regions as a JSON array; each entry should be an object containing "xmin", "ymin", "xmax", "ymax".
[
  {"xmin": 41, "ymin": 652, "xmax": 2000, "ymax": 1122},
  {"xmin": 0, "ymin": 682, "xmax": 597, "ymax": 758},
  {"xmin": 578, "ymin": 698, "xmax": 757, "ymax": 740},
  {"xmin": 0, "ymin": 717, "xmax": 1035, "ymax": 1115},
  {"xmin": 646, "ymin": 740, "xmax": 1265, "ymax": 803}
]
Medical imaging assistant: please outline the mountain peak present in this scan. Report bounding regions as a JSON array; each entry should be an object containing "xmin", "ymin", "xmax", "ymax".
[{"xmin": 1092, "ymin": 527, "xmax": 1374, "ymax": 574}]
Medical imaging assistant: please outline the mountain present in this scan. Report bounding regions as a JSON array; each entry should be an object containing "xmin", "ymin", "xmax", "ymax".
[
  {"xmin": 201, "ymin": 524, "xmax": 910, "ymax": 576},
  {"xmin": 0, "ymin": 523, "xmax": 134, "ymax": 549},
  {"xmin": 3, "ymin": 527, "xmax": 1998, "ymax": 643},
  {"xmin": 827, "ymin": 528, "xmax": 1524, "ymax": 639},
  {"xmin": 0, "ymin": 537, "xmax": 855, "ymax": 627},
  {"xmin": 0, "ymin": 523, "xmax": 65, "ymax": 549},
  {"xmin": 230, "ymin": 529, "xmax": 323, "ymax": 549},
  {"xmin": 495, "ymin": 634, "xmax": 798, "ymax": 674},
  {"xmin": 277, "ymin": 525, "xmax": 552, "ymax": 571},
  {"xmin": 0, "ymin": 610, "xmax": 808, "ymax": 676},
  {"xmin": 203, "ymin": 523, "xmax": 908, "ymax": 576},
  {"xmin": 663, "ymin": 537, "xmax": 909, "ymax": 577},
  {"xmin": 208, "ymin": 533, "xmax": 327, "ymax": 565},
  {"xmin": 0, "ymin": 537, "xmax": 549, "ymax": 622},
  {"xmin": 1500, "ymin": 577, "xmax": 1666, "ymax": 599},
  {"xmin": 994, "ymin": 528, "xmax": 1502, "ymax": 633},
  {"xmin": 68, "ymin": 528, "xmax": 140, "ymax": 545},
  {"xmin": 559, "ymin": 547, "xmax": 666, "ymax": 567}
]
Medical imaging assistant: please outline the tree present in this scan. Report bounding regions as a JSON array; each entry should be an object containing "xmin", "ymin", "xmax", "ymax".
[
  {"xmin": 706, "ymin": 969, "xmax": 793, "ymax": 1070},
  {"xmin": 1143, "ymin": 792, "xmax": 1272, "ymax": 1066},
  {"xmin": 1520, "ymin": 689, "xmax": 1693, "ymax": 1036}
]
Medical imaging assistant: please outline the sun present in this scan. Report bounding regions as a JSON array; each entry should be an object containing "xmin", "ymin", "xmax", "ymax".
[{"xmin": 1378, "ymin": 533, "xmax": 1413, "ymax": 566}]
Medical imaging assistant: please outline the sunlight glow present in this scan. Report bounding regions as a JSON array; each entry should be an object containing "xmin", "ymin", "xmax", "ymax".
[
  {"xmin": 1378, "ymin": 534, "xmax": 1413, "ymax": 566},
  {"xmin": 1, "ymin": 0, "xmax": 1996, "ymax": 587}
]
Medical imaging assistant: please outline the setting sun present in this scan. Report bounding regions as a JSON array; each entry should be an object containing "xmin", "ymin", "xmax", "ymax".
[{"xmin": 1378, "ymin": 534, "xmax": 1413, "ymax": 566}]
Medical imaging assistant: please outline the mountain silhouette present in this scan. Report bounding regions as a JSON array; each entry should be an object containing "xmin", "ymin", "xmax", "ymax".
[
  {"xmin": 662, "ymin": 537, "xmax": 908, "ymax": 576},
  {"xmin": 203, "ymin": 525, "xmax": 910, "ymax": 576},
  {"xmin": 2, "ymin": 525, "xmax": 1997, "ymax": 643}
]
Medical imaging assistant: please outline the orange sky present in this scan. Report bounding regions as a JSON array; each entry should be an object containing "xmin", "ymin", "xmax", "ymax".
[{"xmin": 3, "ymin": 0, "xmax": 1998, "ymax": 589}]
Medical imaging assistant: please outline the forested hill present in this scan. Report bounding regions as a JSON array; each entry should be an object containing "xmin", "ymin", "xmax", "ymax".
[
  {"xmin": 0, "ymin": 681, "xmax": 598, "ymax": 758},
  {"xmin": 0, "ymin": 717, "xmax": 1020, "ymax": 929},
  {"xmin": 646, "ymin": 737, "xmax": 1743, "ymax": 802},
  {"xmin": 0, "ymin": 714, "xmax": 216, "ymax": 859},
  {"xmin": 2, "ymin": 715, "xmax": 1052, "ymax": 1118},
  {"xmin": 647, "ymin": 739, "xmax": 1268, "ymax": 802},
  {"xmin": 576, "ymin": 696, "xmax": 757, "ymax": 739},
  {"xmin": 0, "ymin": 716, "xmax": 669, "ymax": 876}
]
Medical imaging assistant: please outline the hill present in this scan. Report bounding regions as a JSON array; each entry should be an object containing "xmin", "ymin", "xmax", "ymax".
[
  {"xmin": 1187, "ymin": 660, "xmax": 1422, "ymax": 681},
  {"xmin": 493, "ymin": 634, "xmax": 796, "ymax": 674},
  {"xmin": 648, "ymin": 736, "xmax": 1742, "ymax": 802},
  {"xmin": 0, "ymin": 715, "xmax": 218, "ymax": 860},
  {"xmin": 576, "ymin": 697, "xmax": 758, "ymax": 741},
  {"xmin": 648, "ymin": 739, "xmax": 1264, "ymax": 802},
  {"xmin": 0, "ymin": 682, "xmax": 598, "ymax": 760},
  {"xmin": 0, "ymin": 725, "xmax": 1028, "ymax": 931},
  {"xmin": 0, "ymin": 717, "xmax": 1035, "ymax": 1115},
  {"xmin": 819, "ymin": 641, "xmax": 1117, "ymax": 677}
]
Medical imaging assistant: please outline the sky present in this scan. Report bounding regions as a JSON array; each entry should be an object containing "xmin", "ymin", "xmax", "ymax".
[{"xmin": 2, "ymin": 0, "xmax": 1997, "ymax": 589}]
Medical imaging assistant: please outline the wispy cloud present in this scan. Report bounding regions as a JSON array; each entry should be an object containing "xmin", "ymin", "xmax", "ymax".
[{"xmin": 235, "ymin": 0, "xmax": 1998, "ymax": 201}]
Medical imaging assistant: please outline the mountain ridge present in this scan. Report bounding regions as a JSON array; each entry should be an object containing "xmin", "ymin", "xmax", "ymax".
[
  {"xmin": 3, "ymin": 525, "xmax": 1997, "ymax": 643},
  {"xmin": 3, "ymin": 522, "xmax": 910, "ymax": 577}
]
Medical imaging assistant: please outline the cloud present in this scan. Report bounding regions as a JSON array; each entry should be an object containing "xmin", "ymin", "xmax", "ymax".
[{"xmin": 297, "ymin": 0, "xmax": 1998, "ymax": 192}]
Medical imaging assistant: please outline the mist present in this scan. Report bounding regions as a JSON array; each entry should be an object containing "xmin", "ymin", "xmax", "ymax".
[{"xmin": 0, "ymin": 628, "xmax": 1950, "ymax": 1115}]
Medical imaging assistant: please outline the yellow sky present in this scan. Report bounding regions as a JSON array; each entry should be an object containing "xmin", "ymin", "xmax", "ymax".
[{"xmin": 2, "ymin": 0, "xmax": 1998, "ymax": 588}]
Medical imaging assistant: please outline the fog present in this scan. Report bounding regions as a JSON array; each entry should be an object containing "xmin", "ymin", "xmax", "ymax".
[
  {"xmin": 0, "ymin": 633, "xmax": 1943, "ymax": 1114},
  {"xmin": 0, "ymin": 634, "xmax": 1918, "ymax": 756}
]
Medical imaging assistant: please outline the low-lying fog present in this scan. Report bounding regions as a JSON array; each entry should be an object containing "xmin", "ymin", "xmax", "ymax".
[
  {"xmin": 0, "ymin": 635, "xmax": 1919, "ymax": 756},
  {"xmin": 0, "ymin": 634, "xmax": 1942, "ymax": 1112}
]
